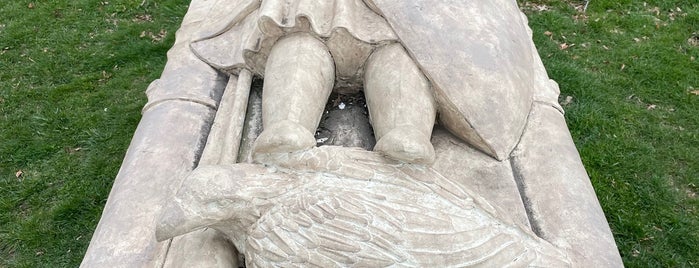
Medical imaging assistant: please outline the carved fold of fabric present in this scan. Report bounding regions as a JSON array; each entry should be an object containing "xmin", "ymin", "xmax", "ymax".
[
  {"xmin": 191, "ymin": 0, "xmax": 397, "ymax": 81},
  {"xmin": 257, "ymin": 0, "xmax": 396, "ymax": 43},
  {"xmin": 190, "ymin": 10, "xmax": 264, "ymax": 73}
]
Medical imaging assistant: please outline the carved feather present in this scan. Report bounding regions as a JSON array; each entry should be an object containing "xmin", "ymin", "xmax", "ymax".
[{"xmin": 160, "ymin": 147, "xmax": 571, "ymax": 267}]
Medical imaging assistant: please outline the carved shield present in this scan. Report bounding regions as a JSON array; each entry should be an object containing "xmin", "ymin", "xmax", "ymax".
[{"xmin": 372, "ymin": 0, "xmax": 536, "ymax": 160}]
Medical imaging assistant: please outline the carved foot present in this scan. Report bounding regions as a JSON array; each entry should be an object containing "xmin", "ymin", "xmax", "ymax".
[
  {"xmin": 252, "ymin": 120, "xmax": 316, "ymax": 155},
  {"xmin": 374, "ymin": 126, "xmax": 435, "ymax": 165}
]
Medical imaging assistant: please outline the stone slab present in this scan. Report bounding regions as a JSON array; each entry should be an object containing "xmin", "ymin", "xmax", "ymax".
[
  {"xmin": 511, "ymin": 103, "xmax": 623, "ymax": 267},
  {"xmin": 81, "ymin": 0, "xmax": 228, "ymax": 265},
  {"xmin": 81, "ymin": 101, "xmax": 217, "ymax": 267},
  {"xmin": 431, "ymin": 127, "xmax": 531, "ymax": 230}
]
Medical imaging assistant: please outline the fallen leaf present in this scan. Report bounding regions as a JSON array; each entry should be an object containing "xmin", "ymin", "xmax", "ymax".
[
  {"xmin": 559, "ymin": 43, "xmax": 569, "ymax": 50},
  {"xmin": 572, "ymin": 14, "xmax": 588, "ymax": 22},
  {"xmin": 688, "ymin": 35, "xmax": 699, "ymax": 47},
  {"xmin": 610, "ymin": 28, "xmax": 624, "ymax": 34},
  {"xmin": 544, "ymin": 32, "xmax": 553, "ymax": 41},
  {"xmin": 28, "ymin": 3, "xmax": 35, "ymax": 9},
  {"xmin": 64, "ymin": 147, "xmax": 83, "ymax": 154},
  {"xmin": 561, "ymin": 96, "xmax": 574, "ymax": 106},
  {"xmin": 133, "ymin": 14, "xmax": 153, "ymax": 23},
  {"xmin": 35, "ymin": 251, "xmax": 44, "ymax": 256},
  {"xmin": 620, "ymin": 64, "xmax": 626, "ymax": 71},
  {"xmin": 524, "ymin": 2, "xmax": 550, "ymax": 12},
  {"xmin": 153, "ymin": 29, "xmax": 167, "ymax": 42},
  {"xmin": 649, "ymin": 6, "xmax": 660, "ymax": 16},
  {"xmin": 688, "ymin": 183, "xmax": 698, "ymax": 199},
  {"xmin": 632, "ymin": 249, "xmax": 640, "ymax": 257},
  {"xmin": 141, "ymin": 29, "xmax": 168, "ymax": 42},
  {"xmin": 690, "ymin": 90, "xmax": 699, "ymax": 95},
  {"xmin": 647, "ymin": 104, "xmax": 656, "ymax": 110},
  {"xmin": 15, "ymin": 170, "xmax": 23, "ymax": 178}
]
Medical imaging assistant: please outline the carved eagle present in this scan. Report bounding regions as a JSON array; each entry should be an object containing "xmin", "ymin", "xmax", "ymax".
[{"xmin": 156, "ymin": 147, "xmax": 570, "ymax": 267}]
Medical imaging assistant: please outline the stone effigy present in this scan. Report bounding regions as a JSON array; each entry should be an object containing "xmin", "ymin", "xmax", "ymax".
[{"xmin": 82, "ymin": 0, "xmax": 624, "ymax": 267}]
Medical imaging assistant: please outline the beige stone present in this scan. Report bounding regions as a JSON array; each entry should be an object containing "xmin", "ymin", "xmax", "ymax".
[
  {"xmin": 511, "ymin": 103, "xmax": 622, "ymax": 267},
  {"xmin": 158, "ymin": 147, "xmax": 571, "ymax": 267},
  {"xmin": 83, "ymin": 0, "xmax": 623, "ymax": 267}
]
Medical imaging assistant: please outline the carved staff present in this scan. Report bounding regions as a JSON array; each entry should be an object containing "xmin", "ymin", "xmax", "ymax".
[
  {"xmin": 199, "ymin": 70, "xmax": 252, "ymax": 166},
  {"xmin": 160, "ymin": 70, "xmax": 252, "ymax": 268}
]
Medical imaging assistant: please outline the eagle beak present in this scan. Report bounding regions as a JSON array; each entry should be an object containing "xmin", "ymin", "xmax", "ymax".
[{"xmin": 155, "ymin": 201, "xmax": 201, "ymax": 242}]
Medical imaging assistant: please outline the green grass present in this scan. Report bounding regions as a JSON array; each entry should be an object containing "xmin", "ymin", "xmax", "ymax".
[
  {"xmin": 1, "ymin": 0, "xmax": 697, "ymax": 267},
  {"xmin": 0, "ymin": 1, "xmax": 187, "ymax": 266},
  {"xmin": 522, "ymin": 0, "xmax": 699, "ymax": 266}
]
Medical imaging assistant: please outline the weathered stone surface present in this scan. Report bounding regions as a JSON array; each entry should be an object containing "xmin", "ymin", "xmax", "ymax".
[
  {"xmin": 157, "ymin": 147, "xmax": 571, "ymax": 267},
  {"xmin": 372, "ymin": 0, "xmax": 537, "ymax": 160},
  {"xmin": 364, "ymin": 43, "xmax": 436, "ymax": 164},
  {"xmin": 83, "ymin": 0, "xmax": 623, "ymax": 267},
  {"xmin": 431, "ymin": 127, "xmax": 531, "ymax": 230},
  {"xmin": 81, "ymin": 1, "xmax": 228, "ymax": 266},
  {"xmin": 81, "ymin": 101, "xmax": 218, "ymax": 267},
  {"xmin": 162, "ymin": 229, "xmax": 238, "ymax": 268},
  {"xmin": 511, "ymin": 103, "xmax": 624, "ymax": 267},
  {"xmin": 237, "ymin": 80, "xmax": 264, "ymax": 163},
  {"xmin": 199, "ymin": 71, "xmax": 252, "ymax": 165},
  {"xmin": 191, "ymin": 0, "xmax": 539, "ymax": 162},
  {"xmin": 315, "ymin": 92, "xmax": 376, "ymax": 151}
]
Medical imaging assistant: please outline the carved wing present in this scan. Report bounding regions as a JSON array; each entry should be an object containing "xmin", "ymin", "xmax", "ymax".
[
  {"xmin": 244, "ymin": 188, "xmax": 557, "ymax": 267},
  {"xmin": 258, "ymin": 147, "xmax": 503, "ymax": 222},
  {"xmin": 246, "ymin": 191, "xmax": 406, "ymax": 267},
  {"xmin": 248, "ymin": 147, "xmax": 570, "ymax": 267}
]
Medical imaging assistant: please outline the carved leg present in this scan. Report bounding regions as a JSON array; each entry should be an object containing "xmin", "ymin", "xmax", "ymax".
[
  {"xmin": 253, "ymin": 33, "xmax": 335, "ymax": 154},
  {"xmin": 364, "ymin": 43, "xmax": 437, "ymax": 164}
]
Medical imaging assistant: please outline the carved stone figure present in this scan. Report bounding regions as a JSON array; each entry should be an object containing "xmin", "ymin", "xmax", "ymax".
[
  {"xmin": 187, "ymin": 0, "xmax": 540, "ymax": 163},
  {"xmin": 157, "ymin": 147, "xmax": 573, "ymax": 267},
  {"xmin": 81, "ymin": 0, "xmax": 624, "ymax": 267}
]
